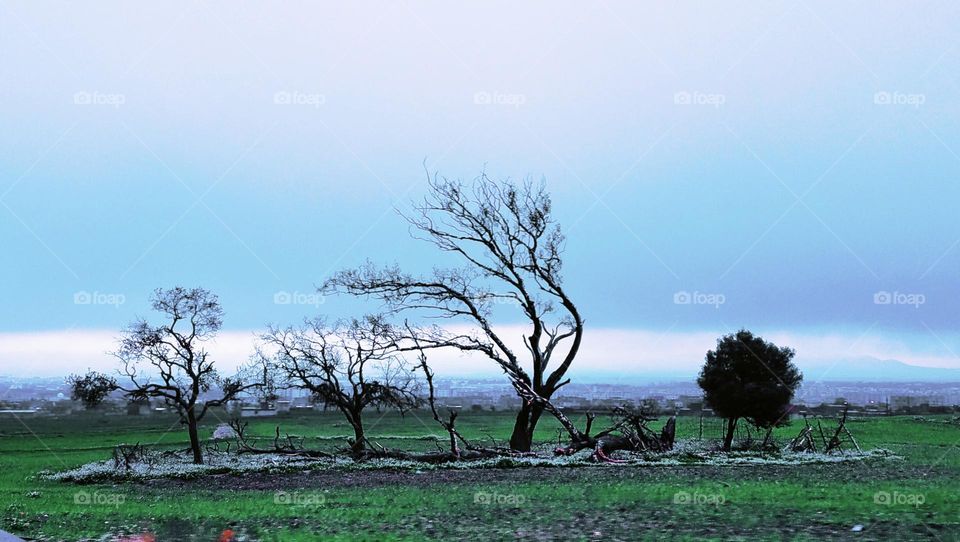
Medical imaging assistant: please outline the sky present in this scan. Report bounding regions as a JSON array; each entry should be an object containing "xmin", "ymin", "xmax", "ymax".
[{"xmin": 1, "ymin": 1, "xmax": 960, "ymax": 379}]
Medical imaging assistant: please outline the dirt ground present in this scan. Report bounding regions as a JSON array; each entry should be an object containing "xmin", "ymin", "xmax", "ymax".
[{"xmin": 143, "ymin": 459, "xmax": 945, "ymax": 492}]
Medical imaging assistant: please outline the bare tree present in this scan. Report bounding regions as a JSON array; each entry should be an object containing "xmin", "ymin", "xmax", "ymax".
[
  {"xmin": 115, "ymin": 287, "xmax": 262, "ymax": 464},
  {"xmin": 325, "ymin": 172, "xmax": 583, "ymax": 451},
  {"xmin": 260, "ymin": 315, "xmax": 420, "ymax": 458}
]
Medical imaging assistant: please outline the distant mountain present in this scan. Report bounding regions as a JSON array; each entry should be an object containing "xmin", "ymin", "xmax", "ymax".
[
  {"xmin": 567, "ymin": 356, "xmax": 960, "ymax": 384},
  {"xmin": 799, "ymin": 356, "xmax": 960, "ymax": 382}
]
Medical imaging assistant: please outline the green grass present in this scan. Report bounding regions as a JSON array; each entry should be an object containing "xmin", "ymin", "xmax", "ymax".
[{"xmin": 2, "ymin": 411, "xmax": 959, "ymax": 540}]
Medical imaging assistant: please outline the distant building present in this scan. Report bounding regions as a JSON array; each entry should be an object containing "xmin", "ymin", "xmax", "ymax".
[
  {"xmin": 890, "ymin": 395, "xmax": 916, "ymax": 411},
  {"xmin": 0, "ymin": 409, "xmax": 39, "ymax": 416},
  {"xmin": 126, "ymin": 400, "xmax": 152, "ymax": 416},
  {"xmin": 240, "ymin": 404, "xmax": 278, "ymax": 417}
]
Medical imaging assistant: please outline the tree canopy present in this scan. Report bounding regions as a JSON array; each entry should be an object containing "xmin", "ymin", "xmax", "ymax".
[{"xmin": 697, "ymin": 330, "xmax": 802, "ymax": 451}]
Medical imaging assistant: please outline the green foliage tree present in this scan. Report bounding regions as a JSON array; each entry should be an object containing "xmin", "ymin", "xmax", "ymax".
[
  {"xmin": 697, "ymin": 330, "xmax": 802, "ymax": 451},
  {"xmin": 67, "ymin": 371, "xmax": 118, "ymax": 410}
]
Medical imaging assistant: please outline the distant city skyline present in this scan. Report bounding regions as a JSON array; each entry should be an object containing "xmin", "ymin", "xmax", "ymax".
[{"xmin": 6, "ymin": 374, "xmax": 960, "ymax": 411}]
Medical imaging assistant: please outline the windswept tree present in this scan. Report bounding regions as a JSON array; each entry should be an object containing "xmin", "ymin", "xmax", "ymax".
[
  {"xmin": 108, "ymin": 287, "xmax": 262, "ymax": 464},
  {"xmin": 325, "ymin": 172, "xmax": 583, "ymax": 451},
  {"xmin": 260, "ymin": 315, "xmax": 420, "ymax": 457},
  {"xmin": 697, "ymin": 330, "xmax": 802, "ymax": 451}
]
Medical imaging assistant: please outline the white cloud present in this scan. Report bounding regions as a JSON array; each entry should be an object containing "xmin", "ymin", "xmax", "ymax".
[
  {"xmin": 0, "ymin": 329, "xmax": 263, "ymax": 378},
  {"xmin": 2, "ymin": 326, "xmax": 959, "ymax": 379}
]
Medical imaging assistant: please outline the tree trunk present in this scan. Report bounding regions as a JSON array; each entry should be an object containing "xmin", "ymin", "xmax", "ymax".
[
  {"xmin": 187, "ymin": 408, "xmax": 203, "ymax": 464},
  {"xmin": 349, "ymin": 411, "xmax": 366, "ymax": 457},
  {"xmin": 509, "ymin": 402, "xmax": 544, "ymax": 452},
  {"xmin": 722, "ymin": 417, "xmax": 737, "ymax": 452},
  {"xmin": 761, "ymin": 425, "xmax": 775, "ymax": 449},
  {"xmin": 660, "ymin": 416, "xmax": 677, "ymax": 450}
]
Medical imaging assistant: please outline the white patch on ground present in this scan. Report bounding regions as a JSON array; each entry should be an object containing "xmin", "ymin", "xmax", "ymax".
[
  {"xmin": 43, "ymin": 451, "xmax": 346, "ymax": 483},
  {"xmin": 41, "ymin": 442, "xmax": 898, "ymax": 483},
  {"xmin": 212, "ymin": 424, "xmax": 238, "ymax": 440}
]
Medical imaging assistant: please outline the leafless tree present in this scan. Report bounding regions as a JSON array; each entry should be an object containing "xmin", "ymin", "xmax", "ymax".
[
  {"xmin": 260, "ymin": 315, "xmax": 420, "ymax": 458},
  {"xmin": 325, "ymin": 172, "xmax": 583, "ymax": 451},
  {"xmin": 115, "ymin": 287, "xmax": 263, "ymax": 464}
]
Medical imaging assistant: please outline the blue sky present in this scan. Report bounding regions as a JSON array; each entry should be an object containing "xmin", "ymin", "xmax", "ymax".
[{"xmin": 2, "ymin": 1, "xmax": 960, "ymax": 377}]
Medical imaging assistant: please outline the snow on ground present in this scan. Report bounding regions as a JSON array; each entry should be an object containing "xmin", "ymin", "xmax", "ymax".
[{"xmin": 41, "ymin": 440, "xmax": 897, "ymax": 484}]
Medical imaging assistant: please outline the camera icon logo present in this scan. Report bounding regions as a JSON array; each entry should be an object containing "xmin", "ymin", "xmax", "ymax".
[
  {"xmin": 473, "ymin": 91, "xmax": 492, "ymax": 105},
  {"xmin": 673, "ymin": 291, "xmax": 692, "ymax": 305},
  {"xmin": 74, "ymin": 490, "xmax": 92, "ymax": 505},
  {"xmin": 273, "ymin": 291, "xmax": 292, "ymax": 305},
  {"xmin": 873, "ymin": 291, "xmax": 892, "ymax": 305},
  {"xmin": 74, "ymin": 291, "xmax": 92, "ymax": 305},
  {"xmin": 873, "ymin": 91, "xmax": 891, "ymax": 105},
  {"xmin": 874, "ymin": 491, "xmax": 891, "ymax": 505}
]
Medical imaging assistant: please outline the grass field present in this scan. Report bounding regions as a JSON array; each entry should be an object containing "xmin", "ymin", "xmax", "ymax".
[{"xmin": 2, "ymin": 410, "xmax": 958, "ymax": 541}]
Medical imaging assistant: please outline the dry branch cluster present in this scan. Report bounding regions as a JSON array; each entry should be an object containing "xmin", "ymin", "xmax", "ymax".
[{"xmin": 788, "ymin": 406, "xmax": 862, "ymax": 454}]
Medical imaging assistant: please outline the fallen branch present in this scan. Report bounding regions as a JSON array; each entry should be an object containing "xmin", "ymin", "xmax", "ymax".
[
  {"xmin": 230, "ymin": 420, "xmax": 333, "ymax": 458},
  {"xmin": 825, "ymin": 405, "xmax": 860, "ymax": 454},
  {"xmin": 359, "ymin": 352, "xmax": 536, "ymax": 463},
  {"xmin": 513, "ymin": 379, "xmax": 675, "ymax": 461}
]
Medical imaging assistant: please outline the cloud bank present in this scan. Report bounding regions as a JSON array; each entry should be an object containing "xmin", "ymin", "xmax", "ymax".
[{"xmin": 1, "ymin": 326, "xmax": 958, "ymax": 380}]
